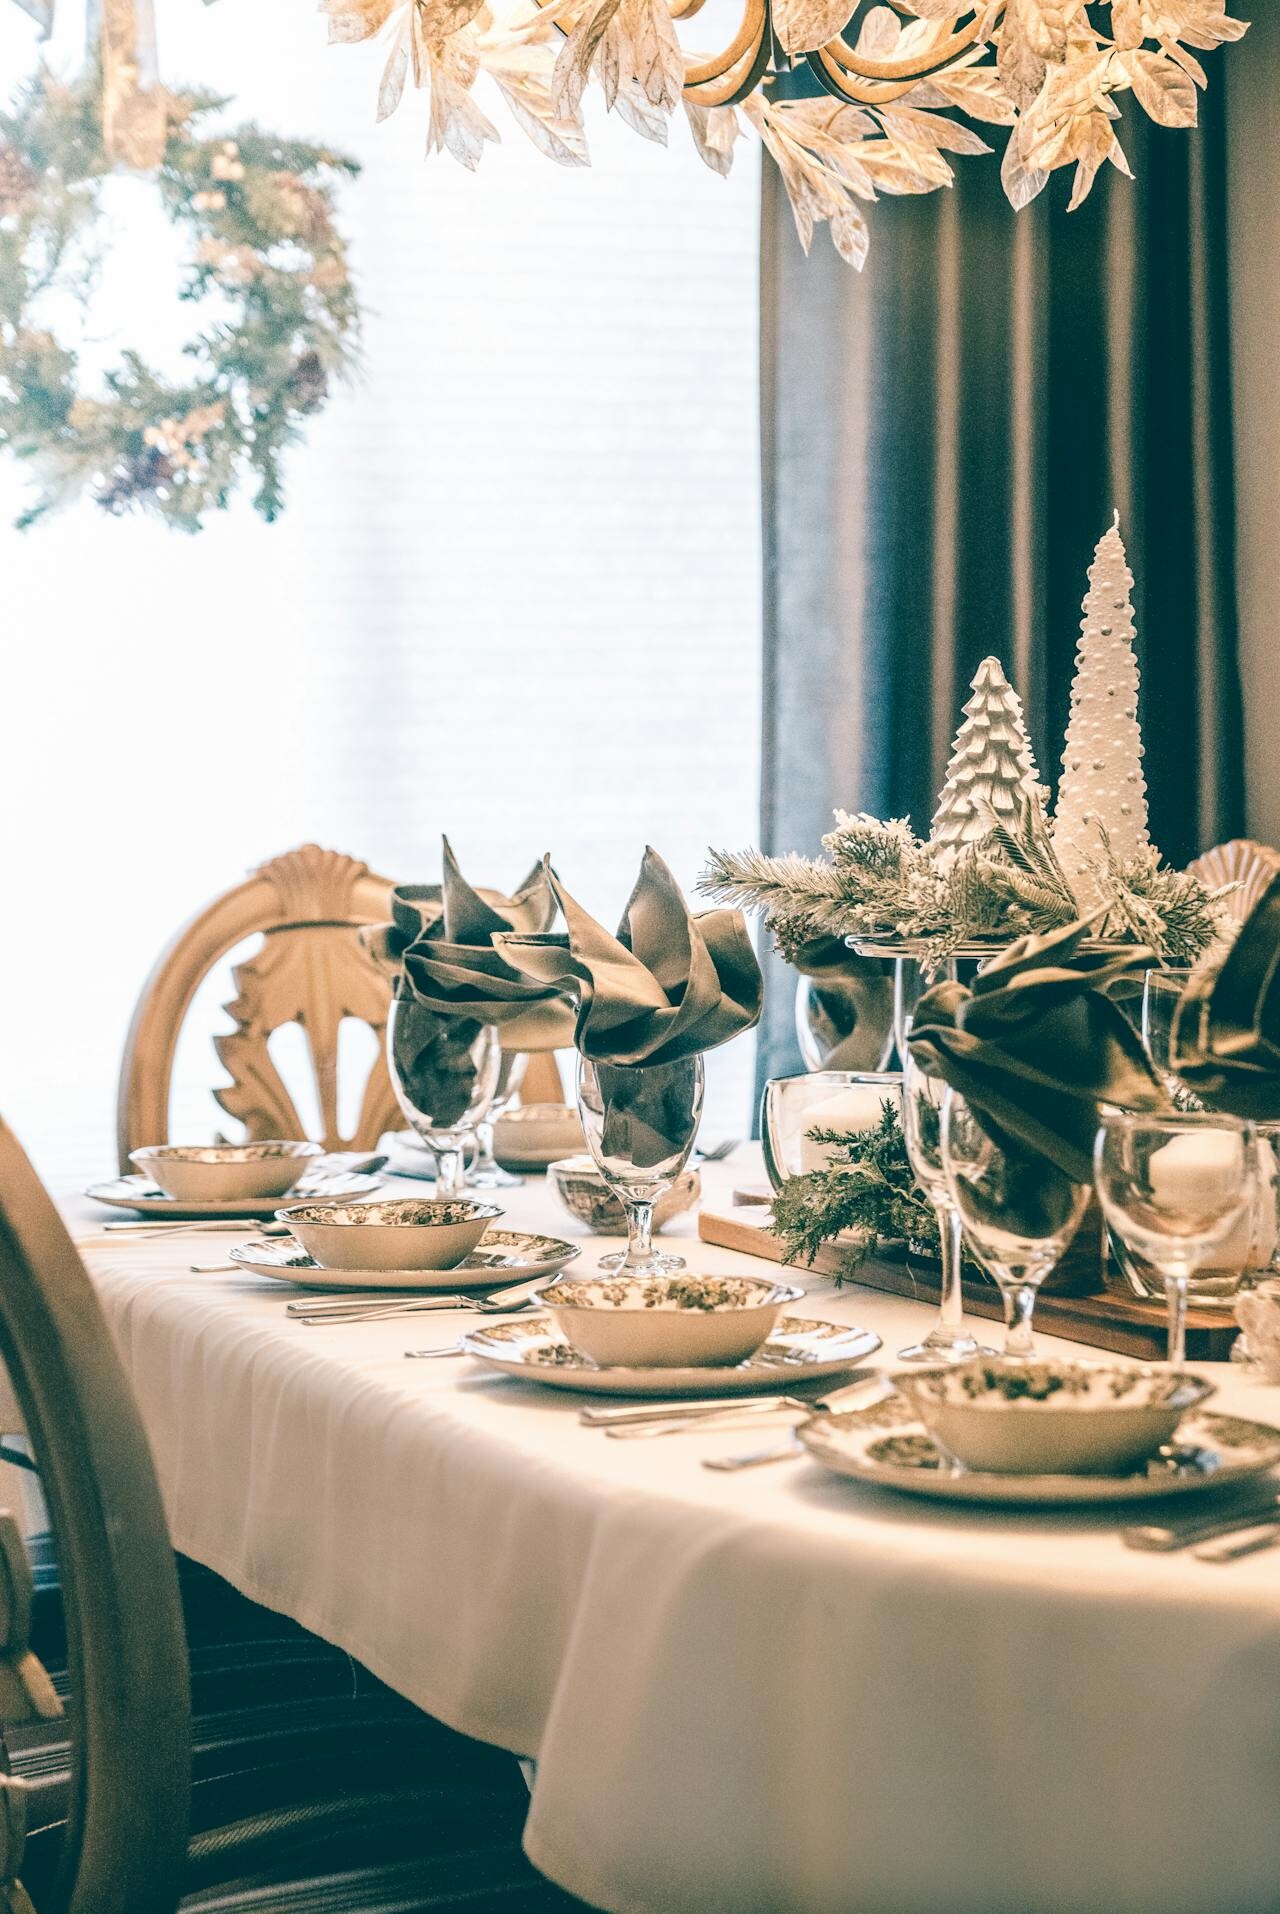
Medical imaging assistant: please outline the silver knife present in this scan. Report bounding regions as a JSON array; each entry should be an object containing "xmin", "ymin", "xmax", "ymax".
[
  {"xmin": 1122, "ymin": 1494, "xmax": 1280, "ymax": 1552},
  {"xmin": 580, "ymin": 1373, "xmax": 880, "ymax": 1428}
]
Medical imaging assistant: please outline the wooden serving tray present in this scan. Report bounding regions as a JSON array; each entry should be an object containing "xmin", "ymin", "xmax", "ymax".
[{"xmin": 698, "ymin": 1205, "xmax": 1240, "ymax": 1362}]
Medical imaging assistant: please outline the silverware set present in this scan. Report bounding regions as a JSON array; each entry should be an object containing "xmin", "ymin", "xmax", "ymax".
[{"xmin": 286, "ymin": 1278, "xmax": 545, "ymax": 1326}]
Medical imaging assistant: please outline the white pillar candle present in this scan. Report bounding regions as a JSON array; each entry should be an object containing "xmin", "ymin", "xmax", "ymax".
[
  {"xmin": 1147, "ymin": 1130, "xmax": 1265, "ymax": 1272},
  {"xmin": 799, "ymin": 1084, "xmax": 892, "ymax": 1174}
]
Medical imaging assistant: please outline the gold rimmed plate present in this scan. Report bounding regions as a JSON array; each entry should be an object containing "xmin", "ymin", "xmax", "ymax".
[
  {"xmin": 797, "ymin": 1392, "xmax": 1280, "ymax": 1506},
  {"xmin": 459, "ymin": 1314, "xmax": 882, "ymax": 1397},
  {"xmin": 85, "ymin": 1171, "xmax": 383, "ymax": 1220},
  {"xmin": 228, "ymin": 1229, "xmax": 580, "ymax": 1290}
]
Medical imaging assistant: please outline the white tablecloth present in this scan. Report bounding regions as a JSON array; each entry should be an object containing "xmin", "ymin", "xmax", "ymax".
[{"xmin": 72, "ymin": 1159, "xmax": 1280, "ymax": 1914}]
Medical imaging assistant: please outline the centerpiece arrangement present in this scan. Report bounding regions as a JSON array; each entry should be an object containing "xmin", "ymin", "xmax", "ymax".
[
  {"xmin": 702, "ymin": 520, "xmax": 1227, "ymax": 969},
  {"xmin": 700, "ymin": 520, "xmax": 1269, "ymax": 1365}
]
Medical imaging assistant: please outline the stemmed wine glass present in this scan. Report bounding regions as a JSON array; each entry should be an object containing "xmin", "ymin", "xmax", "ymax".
[
  {"xmin": 1095, "ymin": 1111, "xmax": 1259, "ymax": 1364},
  {"xmin": 577, "ymin": 1053, "xmax": 704, "ymax": 1275},
  {"xmin": 1141, "ymin": 967, "xmax": 1197, "ymax": 1102},
  {"xmin": 897, "ymin": 1049, "xmax": 986, "ymax": 1364},
  {"xmin": 467, "ymin": 1050, "xmax": 529, "ymax": 1189},
  {"xmin": 942, "ymin": 1088, "xmax": 1091, "ymax": 1358},
  {"xmin": 386, "ymin": 995, "xmax": 501, "ymax": 1200}
]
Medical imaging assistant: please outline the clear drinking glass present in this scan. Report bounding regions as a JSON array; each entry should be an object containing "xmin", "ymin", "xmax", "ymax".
[
  {"xmin": 1095, "ymin": 1111, "xmax": 1259, "ymax": 1365},
  {"xmin": 576, "ymin": 1053, "xmax": 705, "ymax": 1275},
  {"xmin": 942, "ymin": 1089, "xmax": 1091, "ymax": 1359},
  {"xmin": 386, "ymin": 995, "xmax": 501, "ymax": 1199},
  {"xmin": 1141, "ymin": 968, "xmax": 1197, "ymax": 1102},
  {"xmin": 467, "ymin": 1050, "xmax": 529, "ymax": 1189},
  {"xmin": 897, "ymin": 1050, "xmax": 986, "ymax": 1364}
]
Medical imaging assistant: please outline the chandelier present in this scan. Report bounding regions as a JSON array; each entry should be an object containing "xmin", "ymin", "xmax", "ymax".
[{"xmin": 327, "ymin": 0, "xmax": 1246, "ymax": 265}]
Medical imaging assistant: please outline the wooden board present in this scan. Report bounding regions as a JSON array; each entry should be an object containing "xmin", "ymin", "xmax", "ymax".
[{"xmin": 699, "ymin": 1206, "xmax": 1241, "ymax": 1363}]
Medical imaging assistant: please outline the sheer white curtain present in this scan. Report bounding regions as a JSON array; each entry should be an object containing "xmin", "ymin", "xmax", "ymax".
[{"xmin": 0, "ymin": 0, "xmax": 761, "ymax": 1185}]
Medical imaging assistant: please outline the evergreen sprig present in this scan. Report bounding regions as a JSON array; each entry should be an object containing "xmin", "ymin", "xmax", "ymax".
[
  {"xmin": 701, "ymin": 796, "xmax": 1226, "ymax": 968},
  {"xmin": 768, "ymin": 1101, "xmax": 941, "ymax": 1274}
]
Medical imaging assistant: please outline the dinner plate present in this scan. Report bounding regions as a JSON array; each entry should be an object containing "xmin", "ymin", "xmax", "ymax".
[
  {"xmin": 228, "ymin": 1230, "xmax": 580, "ymax": 1289},
  {"xmin": 84, "ymin": 1172, "xmax": 383, "ymax": 1220},
  {"xmin": 797, "ymin": 1392, "xmax": 1280, "ymax": 1506},
  {"xmin": 460, "ymin": 1314, "xmax": 882, "ymax": 1396}
]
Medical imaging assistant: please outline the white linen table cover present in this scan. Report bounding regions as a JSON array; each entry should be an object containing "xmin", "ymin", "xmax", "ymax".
[{"xmin": 71, "ymin": 1159, "xmax": 1280, "ymax": 1914}]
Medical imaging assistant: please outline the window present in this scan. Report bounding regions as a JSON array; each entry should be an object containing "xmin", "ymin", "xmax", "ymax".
[{"xmin": 0, "ymin": 0, "xmax": 762, "ymax": 1184}]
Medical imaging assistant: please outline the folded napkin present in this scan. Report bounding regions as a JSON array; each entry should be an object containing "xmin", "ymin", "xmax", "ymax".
[
  {"xmin": 1172, "ymin": 872, "xmax": 1280, "ymax": 1117},
  {"xmin": 369, "ymin": 839, "xmax": 575, "ymax": 1052},
  {"xmin": 495, "ymin": 847, "xmax": 763, "ymax": 1067},
  {"xmin": 907, "ymin": 919, "xmax": 1170, "ymax": 1187}
]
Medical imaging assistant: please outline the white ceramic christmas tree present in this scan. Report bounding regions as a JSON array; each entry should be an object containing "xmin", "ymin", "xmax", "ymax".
[
  {"xmin": 930, "ymin": 655, "xmax": 1047, "ymax": 861},
  {"xmin": 1051, "ymin": 513, "xmax": 1150, "ymax": 912}
]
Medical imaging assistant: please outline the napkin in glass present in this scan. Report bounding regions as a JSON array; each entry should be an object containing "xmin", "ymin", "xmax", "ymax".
[
  {"xmin": 369, "ymin": 838, "xmax": 576, "ymax": 1053},
  {"xmin": 1172, "ymin": 872, "xmax": 1280, "ymax": 1117},
  {"xmin": 908, "ymin": 918, "xmax": 1170, "ymax": 1188},
  {"xmin": 494, "ymin": 846, "xmax": 763, "ymax": 1068}
]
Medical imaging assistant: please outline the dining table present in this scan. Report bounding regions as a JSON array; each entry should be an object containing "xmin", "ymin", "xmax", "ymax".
[{"xmin": 63, "ymin": 1151, "xmax": 1280, "ymax": 1914}]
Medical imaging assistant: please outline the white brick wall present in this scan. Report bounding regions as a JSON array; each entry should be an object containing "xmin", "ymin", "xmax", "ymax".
[{"xmin": 0, "ymin": 0, "xmax": 762, "ymax": 1182}]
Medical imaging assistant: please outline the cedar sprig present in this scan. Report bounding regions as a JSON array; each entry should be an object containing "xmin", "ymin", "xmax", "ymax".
[{"xmin": 767, "ymin": 1100, "xmax": 940, "ymax": 1275}]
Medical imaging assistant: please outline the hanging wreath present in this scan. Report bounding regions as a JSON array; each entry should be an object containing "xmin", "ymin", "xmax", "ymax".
[{"xmin": 0, "ymin": 69, "xmax": 362, "ymax": 530}]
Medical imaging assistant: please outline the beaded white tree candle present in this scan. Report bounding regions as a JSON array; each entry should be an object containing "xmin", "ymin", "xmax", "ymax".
[{"xmin": 1052, "ymin": 515, "xmax": 1152, "ymax": 913}]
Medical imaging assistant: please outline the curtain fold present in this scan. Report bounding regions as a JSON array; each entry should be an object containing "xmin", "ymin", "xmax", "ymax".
[{"xmin": 757, "ymin": 66, "xmax": 1243, "ymax": 1082}]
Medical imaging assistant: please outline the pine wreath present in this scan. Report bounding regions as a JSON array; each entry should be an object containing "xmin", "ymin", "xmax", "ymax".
[{"xmin": 0, "ymin": 68, "xmax": 361, "ymax": 531}]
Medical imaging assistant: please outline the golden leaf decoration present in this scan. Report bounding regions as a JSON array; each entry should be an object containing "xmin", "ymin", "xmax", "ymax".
[
  {"xmin": 772, "ymin": 0, "xmax": 861, "ymax": 57},
  {"xmin": 329, "ymin": 0, "xmax": 1250, "ymax": 268},
  {"xmin": 684, "ymin": 99, "xmax": 741, "ymax": 175}
]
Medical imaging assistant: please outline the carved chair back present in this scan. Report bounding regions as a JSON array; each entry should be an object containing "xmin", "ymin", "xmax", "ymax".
[
  {"xmin": 116, "ymin": 845, "xmax": 399, "ymax": 1171},
  {"xmin": 0, "ymin": 1118, "xmax": 190, "ymax": 1912}
]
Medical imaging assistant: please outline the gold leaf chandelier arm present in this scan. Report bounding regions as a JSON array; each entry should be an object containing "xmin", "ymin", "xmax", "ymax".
[
  {"xmin": 823, "ymin": 9, "xmax": 991, "ymax": 80},
  {"xmin": 806, "ymin": 47, "xmax": 939, "ymax": 101},
  {"xmin": 682, "ymin": 0, "xmax": 764, "ymax": 85},
  {"xmin": 670, "ymin": 0, "xmax": 709, "ymax": 21},
  {"xmin": 683, "ymin": 24, "xmax": 771, "ymax": 103}
]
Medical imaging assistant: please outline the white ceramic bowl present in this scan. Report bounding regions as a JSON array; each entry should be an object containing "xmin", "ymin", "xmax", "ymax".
[
  {"xmin": 535, "ymin": 1272, "xmax": 805, "ymax": 1369},
  {"xmin": 893, "ymin": 1359, "xmax": 1216, "ymax": 1476},
  {"xmin": 131, "ymin": 1141, "xmax": 322, "ymax": 1203},
  {"xmin": 547, "ymin": 1156, "xmax": 701, "ymax": 1236},
  {"xmin": 277, "ymin": 1197, "xmax": 502, "ymax": 1272}
]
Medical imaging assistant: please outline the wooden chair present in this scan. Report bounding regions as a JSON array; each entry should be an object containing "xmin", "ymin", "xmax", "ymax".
[
  {"xmin": 116, "ymin": 844, "xmax": 400, "ymax": 1171},
  {"xmin": 0, "ymin": 1116, "xmax": 587, "ymax": 1912}
]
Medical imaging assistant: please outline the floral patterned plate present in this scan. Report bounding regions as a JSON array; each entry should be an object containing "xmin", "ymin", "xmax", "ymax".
[
  {"xmin": 460, "ymin": 1314, "xmax": 882, "ymax": 1396},
  {"xmin": 85, "ymin": 1172, "xmax": 383, "ymax": 1220},
  {"xmin": 228, "ymin": 1229, "xmax": 580, "ymax": 1290},
  {"xmin": 798, "ymin": 1391, "xmax": 1280, "ymax": 1506}
]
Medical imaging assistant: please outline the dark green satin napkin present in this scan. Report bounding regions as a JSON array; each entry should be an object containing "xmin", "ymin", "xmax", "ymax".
[
  {"xmin": 907, "ymin": 919, "xmax": 1170, "ymax": 1184},
  {"xmin": 1173, "ymin": 872, "xmax": 1280, "ymax": 1117},
  {"xmin": 496, "ymin": 847, "xmax": 763, "ymax": 1067},
  {"xmin": 365, "ymin": 838, "xmax": 575, "ymax": 1053}
]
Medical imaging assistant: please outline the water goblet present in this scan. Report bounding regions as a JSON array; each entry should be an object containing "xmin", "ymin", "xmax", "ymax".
[
  {"xmin": 1095, "ymin": 1111, "xmax": 1259, "ymax": 1365},
  {"xmin": 576, "ymin": 1053, "xmax": 704, "ymax": 1275},
  {"xmin": 897, "ymin": 1050, "xmax": 987, "ymax": 1364},
  {"xmin": 467, "ymin": 1050, "xmax": 529, "ymax": 1189},
  {"xmin": 942, "ymin": 1089, "xmax": 1091, "ymax": 1359},
  {"xmin": 386, "ymin": 996, "xmax": 501, "ymax": 1200},
  {"xmin": 1141, "ymin": 967, "xmax": 1197, "ymax": 1103}
]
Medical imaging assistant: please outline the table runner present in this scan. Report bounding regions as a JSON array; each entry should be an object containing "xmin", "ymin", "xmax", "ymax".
[{"xmin": 71, "ymin": 1159, "xmax": 1280, "ymax": 1914}]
